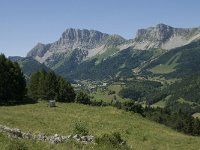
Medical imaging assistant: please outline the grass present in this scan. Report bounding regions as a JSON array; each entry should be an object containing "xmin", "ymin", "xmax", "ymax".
[
  {"xmin": 151, "ymin": 95, "xmax": 171, "ymax": 108},
  {"xmin": 150, "ymin": 52, "xmax": 181, "ymax": 74},
  {"xmin": 90, "ymin": 84, "xmax": 125, "ymax": 103},
  {"xmin": 95, "ymin": 47, "xmax": 119, "ymax": 62},
  {"xmin": 151, "ymin": 99, "xmax": 166, "ymax": 108},
  {"xmin": 0, "ymin": 102, "xmax": 200, "ymax": 149},
  {"xmin": 192, "ymin": 113, "xmax": 200, "ymax": 119}
]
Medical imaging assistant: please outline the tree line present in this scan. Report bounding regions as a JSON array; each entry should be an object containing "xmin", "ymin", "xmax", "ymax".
[
  {"xmin": 110, "ymin": 100, "xmax": 200, "ymax": 136},
  {"xmin": 0, "ymin": 54, "xmax": 26, "ymax": 104},
  {"xmin": 0, "ymin": 54, "xmax": 89, "ymax": 104},
  {"xmin": 28, "ymin": 70, "xmax": 75, "ymax": 102}
]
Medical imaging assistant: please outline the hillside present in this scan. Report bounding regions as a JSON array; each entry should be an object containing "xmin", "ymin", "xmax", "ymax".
[
  {"xmin": 142, "ymin": 40, "xmax": 200, "ymax": 79},
  {"xmin": 23, "ymin": 24, "xmax": 200, "ymax": 81},
  {"xmin": 0, "ymin": 102, "xmax": 200, "ymax": 150},
  {"xmin": 10, "ymin": 57, "xmax": 50, "ymax": 78},
  {"xmin": 53, "ymin": 48, "xmax": 165, "ymax": 80}
]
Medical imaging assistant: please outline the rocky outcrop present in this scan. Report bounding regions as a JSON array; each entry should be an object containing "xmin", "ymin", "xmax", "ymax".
[
  {"xmin": 0, "ymin": 124, "xmax": 94, "ymax": 144},
  {"xmin": 130, "ymin": 23, "xmax": 200, "ymax": 50},
  {"xmin": 27, "ymin": 29, "xmax": 110, "ymax": 63},
  {"xmin": 26, "ymin": 24, "xmax": 200, "ymax": 75}
]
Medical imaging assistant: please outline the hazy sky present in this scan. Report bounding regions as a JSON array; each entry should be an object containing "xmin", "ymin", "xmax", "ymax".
[{"xmin": 0, "ymin": 0, "xmax": 200, "ymax": 56}]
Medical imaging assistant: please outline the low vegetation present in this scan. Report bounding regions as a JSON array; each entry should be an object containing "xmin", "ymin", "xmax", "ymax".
[
  {"xmin": 1, "ymin": 53, "xmax": 200, "ymax": 149},
  {"xmin": 0, "ymin": 102, "xmax": 200, "ymax": 149}
]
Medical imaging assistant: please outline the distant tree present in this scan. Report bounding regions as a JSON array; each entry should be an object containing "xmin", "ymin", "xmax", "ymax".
[
  {"xmin": 37, "ymin": 69, "xmax": 47, "ymax": 100},
  {"xmin": 0, "ymin": 54, "xmax": 26, "ymax": 103},
  {"xmin": 75, "ymin": 91, "xmax": 90, "ymax": 104},
  {"xmin": 28, "ymin": 70, "xmax": 75, "ymax": 102},
  {"xmin": 56, "ymin": 76, "xmax": 76, "ymax": 102},
  {"xmin": 45, "ymin": 71, "xmax": 58, "ymax": 100},
  {"xmin": 27, "ymin": 71, "xmax": 41, "ymax": 100}
]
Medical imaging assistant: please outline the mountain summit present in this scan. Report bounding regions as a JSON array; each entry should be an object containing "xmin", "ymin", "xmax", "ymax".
[
  {"xmin": 27, "ymin": 24, "xmax": 200, "ymax": 64},
  {"xmin": 27, "ymin": 28, "xmax": 111, "ymax": 63},
  {"xmin": 26, "ymin": 24, "xmax": 200, "ymax": 79},
  {"xmin": 131, "ymin": 23, "xmax": 200, "ymax": 49}
]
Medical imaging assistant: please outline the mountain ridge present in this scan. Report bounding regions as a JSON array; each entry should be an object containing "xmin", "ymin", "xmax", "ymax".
[
  {"xmin": 20, "ymin": 24, "xmax": 200, "ymax": 80},
  {"xmin": 27, "ymin": 24, "xmax": 200, "ymax": 64}
]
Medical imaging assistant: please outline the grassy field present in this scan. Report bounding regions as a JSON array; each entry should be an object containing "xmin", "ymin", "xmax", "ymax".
[
  {"xmin": 0, "ymin": 102, "xmax": 200, "ymax": 150},
  {"xmin": 192, "ymin": 113, "xmax": 200, "ymax": 119},
  {"xmin": 150, "ymin": 52, "xmax": 181, "ymax": 74},
  {"xmin": 90, "ymin": 84, "xmax": 125, "ymax": 103},
  {"xmin": 151, "ymin": 99, "xmax": 166, "ymax": 108}
]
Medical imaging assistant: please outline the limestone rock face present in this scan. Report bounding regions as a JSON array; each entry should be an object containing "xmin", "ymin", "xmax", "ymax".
[
  {"xmin": 131, "ymin": 24, "xmax": 200, "ymax": 50},
  {"xmin": 136, "ymin": 24, "xmax": 174, "ymax": 42},
  {"xmin": 27, "ymin": 29, "xmax": 110, "ymax": 63},
  {"xmin": 59, "ymin": 28, "xmax": 109, "ymax": 49},
  {"xmin": 26, "ymin": 24, "xmax": 200, "ymax": 71}
]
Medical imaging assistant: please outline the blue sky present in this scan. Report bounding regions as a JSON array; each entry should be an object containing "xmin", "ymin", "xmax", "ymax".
[{"xmin": 0, "ymin": 0, "xmax": 200, "ymax": 56}]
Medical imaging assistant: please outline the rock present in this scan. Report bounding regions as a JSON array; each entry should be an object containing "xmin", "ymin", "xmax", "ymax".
[
  {"xmin": 22, "ymin": 132, "xmax": 32, "ymax": 139},
  {"xmin": 0, "ymin": 124, "xmax": 94, "ymax": 144},
  {"xmin": 37, "ymin": 133, "xmax": 47, "ymax": 141},
  {"xmin": 11, "ymin": 128, "xmax": 22, "ymax": 138},
  {"xmin": 73, "ymin": 134, "xmax": 81, "ymax": 141},
  {"xmin": 133, "ymin": 23, "xmax": 200, "ymax": 50},
  {"xmin": 27, "ymin": 29, "xmax": 109, "ymax": 64}
]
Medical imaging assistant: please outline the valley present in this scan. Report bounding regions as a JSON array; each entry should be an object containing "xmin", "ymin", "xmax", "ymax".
[{"xmin": 1, "ymin": 23, "xmax": 200, "ymax": 149}]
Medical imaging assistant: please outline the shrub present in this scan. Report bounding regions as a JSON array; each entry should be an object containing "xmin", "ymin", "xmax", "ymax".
[
  {"xmin": 73, "ymin": 121, "xmax": 89, "ymax": 136},
  {"xmin": 96, "ymin": 132, "xmax": 126, "ymax": 148},
  {"xmin": 7, "ymin": 140, "xmax": 28, "ymax": 150},
  {"xmin": 75, "ymin": 92, "xmax": 91, "ymax": 105}
]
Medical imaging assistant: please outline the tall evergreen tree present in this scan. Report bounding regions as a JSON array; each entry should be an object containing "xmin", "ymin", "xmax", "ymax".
[
  {"xmin": 37, "ymin": 69, "xmax": 47, "ymax": 100},
  {"xmin": 27, "ymin": 70, "xmax": 75, "ymax": 102},
  {"xmin": 45, "ymin": 71, "xmax": 58, "ymax": 100},
  {"xmin": 27, "ymin": 71, "xmax": 41, "ymax": 100},
  {"xmin": 56, "ymin": 76, "xmax": 75, "ymax": 102},
  {"xmin": 0, "ymin": 54, "xmax": 26, "ymax": 103}
]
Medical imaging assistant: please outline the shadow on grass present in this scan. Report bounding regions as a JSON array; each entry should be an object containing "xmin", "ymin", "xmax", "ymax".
[{"xmin": 0, "ymin": 97, "xmax": 38, "ymax": 106}]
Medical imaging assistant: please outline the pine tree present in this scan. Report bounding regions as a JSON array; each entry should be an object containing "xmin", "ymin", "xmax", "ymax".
[
  {"xmin": 28, "ymin": 71, "xmax": 41, "ymax": 99},
  {"xmin": 56, "ymin": 77, "xmax": 75, "ymax": 102},
  {"xmin": 37, "ymin": 69, "xmax": 47, "ymax": 100},
  {"xmin": 0, "ymin": 54, "xmax": 26, "ymax": 103},
  {"xmin": 45, "ymin": 71, "xmax": 58, "ymax": 100},
  {"xmin": 27, "ymin": 70, "xmax": 75, "ymax": 102}
]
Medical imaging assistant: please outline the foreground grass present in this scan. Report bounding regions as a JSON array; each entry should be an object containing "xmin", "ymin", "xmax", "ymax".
[{"xmin": 0, "ymin": 102, "xmax": 200, "ymax": 149}]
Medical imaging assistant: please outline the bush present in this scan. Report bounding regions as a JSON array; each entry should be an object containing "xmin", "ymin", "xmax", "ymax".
[
  {"xmin": 73, "ymin": 121, "xmax": 89, "ymax": 136},
  {"xmin": 75, "ymin": 92, "xmax": 91, "ymax": 105},
  {"xmin": 96, "ymin": 132, "xmax": 126, "ymax": 148},
  {"xmin": 7, "ymin": 139, "xmax": 28, "ymax": 150}
]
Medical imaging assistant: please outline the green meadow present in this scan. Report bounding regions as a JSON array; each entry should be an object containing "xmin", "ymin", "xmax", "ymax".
[{"xmin": 0, "ymin": 102, "xmax": 200, "ymax": 150}]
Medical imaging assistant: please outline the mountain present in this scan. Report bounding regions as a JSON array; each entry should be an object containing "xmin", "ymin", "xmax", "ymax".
[
  {"xmin": 8, "ymin": 56, "xmax": 24, "ymax": 61},
  {"xmin": 27, "ymin": 29, "xmax": 126, "ymax": 65},
  {"xmin": 141, "ymin": 40, "xmax": 200, "ymax": 79},
  {"xmin": 128, "ymin": 24, "xmax": 200, "ymax": 50},
  {"xmin": 10, "ymin": 57, "xmax": 50, "ymax": 78},
  {"xmin": 25, "ymin": 24, "xmax": 200, "ymax": 80}
]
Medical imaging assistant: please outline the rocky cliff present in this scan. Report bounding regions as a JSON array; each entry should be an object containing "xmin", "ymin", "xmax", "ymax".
[
  {"xmin": 27, "ymin": 24, "xmax": 200, "ymax": 70},
  {"xmin": 130, "ymin": 24, "xmax": 200, "ymax": 50},
  {"xmin": 27, "ymin": 29, "xmax": 113, "ymax": 64}
]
